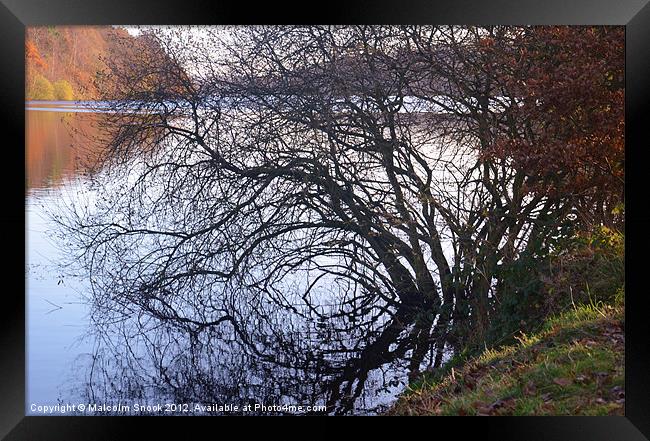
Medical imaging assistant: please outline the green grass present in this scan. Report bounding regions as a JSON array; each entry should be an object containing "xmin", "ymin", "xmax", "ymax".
[{"xmin": 388, "ymin": 301, "xmax": 624, "ymax": 416}]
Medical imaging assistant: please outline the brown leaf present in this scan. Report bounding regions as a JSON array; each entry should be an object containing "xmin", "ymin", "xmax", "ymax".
[
  {"xmin": 553, "ymin": 377, "xmax": 572, "ymax": 387},
  {"xmin": 541, "ymin": 402, "xmax": 555, "ymax": 412},
  {"xmin": 523, "ymin": 380, "xmax": 537, "ymax": 395}
]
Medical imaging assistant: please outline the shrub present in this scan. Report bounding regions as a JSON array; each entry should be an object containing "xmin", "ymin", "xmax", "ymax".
[
  {"xmin": 27, "ymin": 74, "xmax": 55, "ymax": 100},
  {"xmin": 53, "ymin": 79, "xmax": 75, "ymax": 101},
  {"xmin": 544, "ymin": 226, "xmax": 624, "ymax": 308},
  {"xmin": 488, "ymin": 226, "xmax": 624, "ymax": 347}
]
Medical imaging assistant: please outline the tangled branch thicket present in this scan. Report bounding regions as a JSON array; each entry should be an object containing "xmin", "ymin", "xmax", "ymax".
[{"xmin": 54, "ymin": 25, "xmax": 624, "ymax": 413}]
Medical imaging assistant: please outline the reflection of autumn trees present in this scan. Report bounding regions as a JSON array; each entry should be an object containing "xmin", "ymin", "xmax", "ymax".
[{"xmin": 26, "ymin": 111, "xmax": 103, "ymax": 190}]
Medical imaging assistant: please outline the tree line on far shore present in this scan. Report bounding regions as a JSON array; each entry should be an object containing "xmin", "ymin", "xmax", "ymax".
[{"xmin": 25, "ymin": 26, "xmax": 160, "ymax": 101}]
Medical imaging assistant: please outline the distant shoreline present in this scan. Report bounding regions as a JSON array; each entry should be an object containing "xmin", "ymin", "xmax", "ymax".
[{"xmin": 25, "ymin": 100, "xmax": 148, "ymax": 114}]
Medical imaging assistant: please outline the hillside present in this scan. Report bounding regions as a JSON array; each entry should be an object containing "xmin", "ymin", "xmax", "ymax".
[
  {"xmin": 389, "ymin": 301, "xmax": 624, "ymax": 416},
  {"xmin": 26, "ymin": 26, "xmax": 146, "ymax": 100}
]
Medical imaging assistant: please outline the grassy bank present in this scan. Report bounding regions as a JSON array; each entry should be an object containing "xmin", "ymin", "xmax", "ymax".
[{"xmin": 389, "ymin": 301, "xmax": 624, "ymax": 416}]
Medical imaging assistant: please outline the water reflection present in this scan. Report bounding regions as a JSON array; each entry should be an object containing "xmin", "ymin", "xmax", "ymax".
[
  {"xmin": 27, "ymin": 102, "xmax": 434, "ymax": 415},
  {"xmin": 67, "ymin": 285, "xmax": 440, "ymax": 415},
  {"xmin": 26, "ymin": 103, "xmax": 103, "ymax": 412},
  {"xmin": 76, "ymin": 304, "xmax": 419, "ymax": 415},
  {"xmin": 26, "ymin": 102, "xmax": 103, "ymax": 191}
]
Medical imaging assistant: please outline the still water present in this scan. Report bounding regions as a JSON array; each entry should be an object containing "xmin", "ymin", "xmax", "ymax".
[
  {"xmin": 26, "ymin": 103, "xmax": 100, "ymax": 412},
  {"xmin": 26, "ymin": 101, "xmax": 429, "ymax": 415}
]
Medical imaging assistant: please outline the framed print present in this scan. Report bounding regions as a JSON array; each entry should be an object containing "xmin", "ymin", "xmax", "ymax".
[{"xmin": 1, "ymin": 0, "xmax": 649, "ymax": 439}]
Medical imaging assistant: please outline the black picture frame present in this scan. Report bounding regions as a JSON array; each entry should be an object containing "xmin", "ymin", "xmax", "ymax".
[{"xmin": 1, "ymin": 1, "xmax": 649, "ymax": 438}]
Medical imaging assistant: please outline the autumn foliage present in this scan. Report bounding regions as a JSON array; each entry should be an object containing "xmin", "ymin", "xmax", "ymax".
[
  {"xmin": 27, "ymin": 73, "xmax": 55, "ymax": 100},
  {"xmin": 483, "ymin": 27, "xmax": 624, "ymax": 228},
  {"xmin": 25, "ymin": 26, "xmax": 163, "ymax": 101},
  {"xmin": 53, "ymin": 79, "xmax": 74, "ymax": 100}
]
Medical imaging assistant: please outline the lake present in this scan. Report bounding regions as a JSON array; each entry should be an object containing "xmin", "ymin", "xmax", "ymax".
[
  {"xmin": 26, "ymin": 102, "xmax": 100, "ymax": 413},
  {"xmin": 26, "ymin": 101, "xmax": 437, "ymax": 415}
]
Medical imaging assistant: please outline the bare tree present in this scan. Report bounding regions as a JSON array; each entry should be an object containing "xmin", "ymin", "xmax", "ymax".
[{"xmin": 54, "ymin": 25, "xmax": 615, "ymax": 412}]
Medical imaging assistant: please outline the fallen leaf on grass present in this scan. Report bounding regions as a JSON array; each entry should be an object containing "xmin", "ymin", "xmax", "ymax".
[
  {"xmin": 541, "ymin": 402, "xmax": 555, "ymax": 412},
  {"xmin": 475, "ymin": 397, "xmax": 516, "ymax": 415},
  {"xmin": 523, "ymin": 380, "xmax": 537, "ymax": 395},
  {"xmin": 553, "ymin": 377, "xmax": 572, "ymax": 387},
  {"xmin": 472, "ymin": 400, "xmax": 492, "ymax": 416}
]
